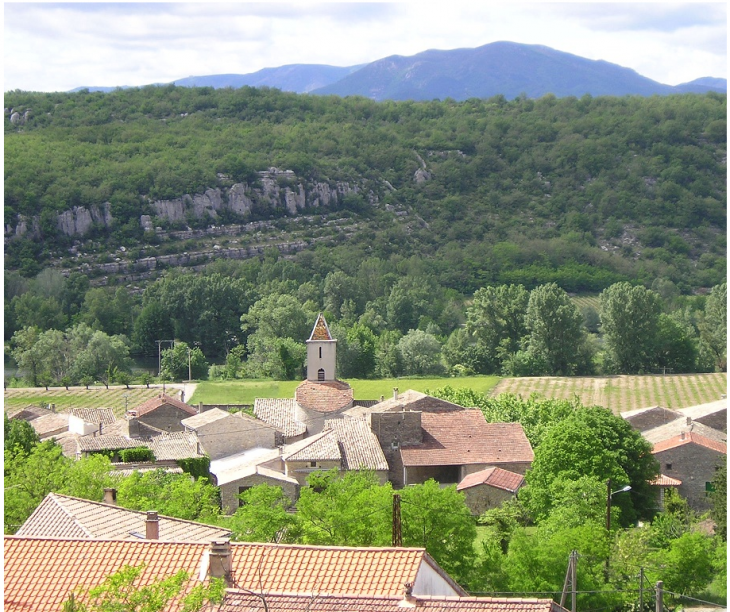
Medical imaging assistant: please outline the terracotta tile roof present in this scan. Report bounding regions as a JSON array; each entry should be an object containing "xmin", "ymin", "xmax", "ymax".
[
  {"xmin": 643, "ymin": 420, "xmax": 726, "ymax": 445},
  {"xmin": 220, "ymin": 592, "xmax": 567, "ymax": 612},
  {"xmin": 254, "ymin": 398, "xmax": 307, "ymax": 438},
  {"xmin": 284, "ymin": 430, "xmax": 341, "ymax": 462},
  {"xmin": 4, "ymin": 538, "xmax": 466, "ymax": 611},
  {"xmin": 77, "ymin": 434, "xmax": 148, "ymax": 453},
  {"xmin": 401, "ymin": 412, "xmax": 534, "ymax": 467},
  {"xmin": 149, "ymin": 432, "xmax": 204, "ymax": 460},
  {"xmin": 70, "ymin": 408, "xmax": 117, "ymax": 425},
  {"xmin": 308, "ymin": 313, "xmax": 333, "ymax": 341},
  {"xmin": 131, "ymin": 394, "xmax": 198, "ymax": 418},
  {"xmin": 652, "ymin": 432, "xmax": 727, "ymax": 455},
  {"xmin": 15, "ymin": 493, "xmax": 231, "ymax": 541},
  {"xmin": 295, "ymin": 380, "xmax": 353, "ymax": 414},
  {"xmin": 457, "ymin": 467, "xmax": 525, "ymax": 493},
  {"xmin": 4, "ymin": 537, "xmax": 206, "ymax": 612},
  {"xmin": 325, "ymin": 418, "xmax": 389, "ymax": 471},
  {"xmin": 651, "ymin": 474, "xmax": 683, "ymax": 486}
]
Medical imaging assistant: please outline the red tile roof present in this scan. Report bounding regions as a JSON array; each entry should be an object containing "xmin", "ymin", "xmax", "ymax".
[
  {"xmin": 651, "ymin": 474, "xmax": 683, "ymax": 487},
  {"xmin": 4, "ymin": 538, "xmax": 465, "ymax": 611},
  {"xmin": 220, "ymin": 592, "xmax": 568, "ymax": 611},
  {"xmin": 308, "ymin": 314, "xmax": 333, "ymax": 341},
  {"xmin": 457, "ymin": 467, "xmax": 525, "ymax": 493},
  {"xmin": 295, "ymin": 380, "xmax": 353, "ymax": 414},
  {"xmin": 131, "ymin": 394, "xmax": 198, "ymax": 418},
  {"xmin": 401, "ymin": 411, "xmax": 534, "ymax": 467},
  {"xmin": 652, "ymin": 432, "xmax": 727, "ymax": 455}
]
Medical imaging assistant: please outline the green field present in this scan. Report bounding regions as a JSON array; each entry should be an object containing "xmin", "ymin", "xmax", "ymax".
[{"xmin": 189, "ymin": 376, "xmax": 501, "ymax": 405}]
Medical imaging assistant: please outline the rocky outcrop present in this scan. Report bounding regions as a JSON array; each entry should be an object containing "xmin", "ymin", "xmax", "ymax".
[
  {"xmin": 5, "ymin": 168, "xmax": 377, "ymax": 241},
  {"xmin": 57, "ymin": 203, "xmax": 114, "ymax": 236}
]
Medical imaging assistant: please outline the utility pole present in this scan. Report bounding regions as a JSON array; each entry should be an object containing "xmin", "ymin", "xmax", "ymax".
[
  {"xmin": 392, "ymin": 493, "xmax": 402, "ymax": 547},
  {"xmin": 655, "ymin": 581, "xmax": 663, "ymax": 612},
  {"xmin": 639, "ymin": 567, "xmax": 644, "ymax": 611},
  {"xmin": 155, "ymin": 339, "xmax": 174, "ymax": 377},
  {"xmin": 560, "ymin": 550, "xmax": 578, "ymax": 612}
]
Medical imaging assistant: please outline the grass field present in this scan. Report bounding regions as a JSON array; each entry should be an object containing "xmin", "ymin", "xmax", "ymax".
[
  {"xmin": 491, "ymin": 372, "xmax": 727, "ymax": 413},
  {"xmin": 4, "ymin": 373, "xmax": 725, "ymax": 415},
  {"xmin": 3, "ymin": 384, "xmax": 185, "ymax": 417},
  {"xmin": 189, "ymin": 376, "xmax": 501, "ymax": 405}
]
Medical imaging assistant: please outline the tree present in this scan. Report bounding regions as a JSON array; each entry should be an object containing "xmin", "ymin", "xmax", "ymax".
[
  {"xmin": 648, "ymin": 532, "xmax": 715, "ymax": 600},
  {"xmin": 397, "ymin": 329, "xmax": 444, "ymax": 376},
  {"xmin": 240, "ymin": 292, "xmax": 314, "ymax": 344},
  {"xmin": 227, "ymin": 484, "xmax": 297, "ymax": 542},
  {"xmin": 70, "ymin": 330, "xmax": 133, "ymax": 386},
  {"xmin": 709, "ymin": 456, "xmax": 727, "ymax": 540},
  {"xmin": 654, "ymin": 312, "xmax": 699, "ymax": 373},
  {"xmin": 466, "ymin": 284, "xmax": 529, "ymax": 373},
  {"xmin": 295, "ymin": 470, "xmax": 392, "ymax": 547},
  {"xmin": 4, "ymin": 413, "xmax": 40, "ymax": 460},
  {"xmin": 333, "ymin": 322, "xmax": 377, "ymax": 379},
  {"xmin": 522, "ymin": 406, "xmax": 659, "ymax": 524},
  {"xmin": 521, "ymin": 283, "xmax": 593, "ymax": 375},
  {"xmin": 599, "ymin": 283, "xmax": 662, "ymax": 373},
  {"xmin": 244, "ymin": 334, "xmax": 306, "ymax": 380},
  {"xmin": 159, "ymin": 342, "xmax": 208, "ymax": 381},
  {"xmin": 400, "ymin": 480, "xmax": 477, "ymax": 587},
  {"xmin": 10, "ymin": 326, "xmax": 43, "ymax": 386},
  {"xmin": 115, "ymin": 469, "xmax": 221, "ymax": 523},
  {"xmin": 700, "ymin": 282, "xmax": 727, "ymax": 371},
  {"xmin": 62, "ymin": 563, "xmax": 225, "ymax": 612}
]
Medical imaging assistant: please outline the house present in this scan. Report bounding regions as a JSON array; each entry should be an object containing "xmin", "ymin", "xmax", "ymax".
[
  {"xmin": 68, "ymin": 407, "xmax": 116, "ymax": 436},
  {"xmin": 621, "ymin": 406, "xmax": 683, "ymax": 432},
  {"xmin": 76, "ymin": 433, "xmax": 148, "ymax": 460},
  {"xmin": 456, "ymin": 467, "xmax": 526, "ymax": 515},
  {"xmin": 210, "ymin": 447, "xmax": 298, "ymax": 512},
  {"xmin": 678, "ymin": 399, "xmax": 727, "ymax": 433},
  {"xmin": 219, "ymin": 591, "xmax": 568, "ymax": 612},
  {"xmin": 650, "ymin": 473, "xmax": 683, "ymax": 511},
  {"xmin": 651, "ymin": 432, "xmax": 726, "ymax": 511},
  {"xmin": 123, "ymin": 393, "xmax": 199, "ymax": 437},
  {"xmin": 253, "ymin": 397, "xmax": 307, "ymax": 443},
  {"xmin": 15, "ymin": 492, "xmax": 231, "ymax": 542},
  {"xmin": 4, "ymin": 537, "xmax": 476, "ymax": 611},
  {"xmin": 182, "ymin": 408, "xmax": 279, "ymax": 460},
  {"xmin": 642, "ymin": 417, "xmax": 726, "ymax": 446}
]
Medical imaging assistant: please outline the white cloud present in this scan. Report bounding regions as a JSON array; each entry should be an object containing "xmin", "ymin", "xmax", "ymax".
[{"xmin": 3, "ymin": 2, "xmax": 727, "ymax": 92}]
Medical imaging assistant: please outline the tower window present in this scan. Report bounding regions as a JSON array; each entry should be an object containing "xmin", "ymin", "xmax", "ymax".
[
  {"xmin": 318, "ymin": 368, "xmax": 325, "ymax": 381},
  {"xmin": 319, "ymin": 347, "xmax": 322, "ymax": 359}
]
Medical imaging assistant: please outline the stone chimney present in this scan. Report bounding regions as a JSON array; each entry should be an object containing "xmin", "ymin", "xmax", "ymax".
[
  {"xmin": 208, "ymin": 540, "xmax": 232, "ymax": 584},
  {"xmin": 145, "ymin": 511, "xmax": 159, "ymax": 540},
  {"xmin": 99, "ymin": 422, "xmax": 103, "ymax": 436},
  {"xmin": 680, "ymin": 431, "xmax": 686, "ymax": 441},
  {"xmin": 393, "ymin": 388, "xmax": 399, "ymax": 400},
  {"xmin": 686, "ymin": 416, "xmax": 692, "ymax": 427},
  {"xmin": 103, "ymin": 488, "xmax": 117, "ymax": 505}
]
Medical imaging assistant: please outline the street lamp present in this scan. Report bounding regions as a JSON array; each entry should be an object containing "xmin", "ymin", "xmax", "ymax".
[{"xmin": 605, "ymin": 478, "xmax": 631, "ymax": 580}]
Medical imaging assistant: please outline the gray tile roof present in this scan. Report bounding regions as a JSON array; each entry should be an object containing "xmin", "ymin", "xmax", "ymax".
[
  {"xmin": 643, "ymin": 418, "xmax": 726, "ymax": 445},
  {"xmin": 326, "ymin": 418, "xmax": 389, "ymax": 471},
  {"xmin": 77, "ymin": 435, "xmax": 148, "ymax": 452},
  {"xmin": 15, "ymin": 492, "xmax": 230, "ymax": 541},
  {"xmin": 70, "ymin": 408, "xmax": 116, "ymax": 425},
  {"xmin": 254, "ymin": 398, "xmax": 307, "ymax": 438},
  {"xmin": 284, "ymin": 430, "xmax": 341, "ymax": 462},
  {"xmin": 149, "ymin": 431, "xmax": 203, "ymax": 460}
]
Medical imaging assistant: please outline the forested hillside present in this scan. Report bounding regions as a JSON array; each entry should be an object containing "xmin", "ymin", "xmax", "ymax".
[{"xmin": 4, "ymin": 87, "xmax": 726, "ymax": 294}]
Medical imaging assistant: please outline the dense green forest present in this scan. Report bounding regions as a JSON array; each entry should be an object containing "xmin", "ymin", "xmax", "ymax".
[{"xmin": 4, "ymin": 86, "xmax": 727, "ymax": 293}]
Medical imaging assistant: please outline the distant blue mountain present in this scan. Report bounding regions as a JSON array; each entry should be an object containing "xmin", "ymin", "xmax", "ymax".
[
  {"xmin": 172, "ymin": 64, "xmax": 363, "ymax": 92},
  {"xmin": 69, "ymin": 42, "xmax": 727, "ymax": 101}
]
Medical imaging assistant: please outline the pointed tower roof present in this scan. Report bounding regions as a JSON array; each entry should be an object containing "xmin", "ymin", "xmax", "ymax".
[{"xmin": 308, "ymin": 313, "xmax": 333, "ymax": 341}]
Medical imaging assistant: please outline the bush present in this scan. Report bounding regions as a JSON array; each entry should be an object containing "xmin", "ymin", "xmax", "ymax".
[{"xmin": 119, "ymin": 447, "xmax": 155, "ymax": 463}]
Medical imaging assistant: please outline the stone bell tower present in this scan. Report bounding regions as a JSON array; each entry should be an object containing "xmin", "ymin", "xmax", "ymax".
[{"xmin": 306, "ymin": 313, "xmax": 337, "ymax": 382}]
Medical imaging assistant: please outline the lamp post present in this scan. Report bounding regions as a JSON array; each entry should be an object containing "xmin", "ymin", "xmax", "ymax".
[{"xmin": 605, "ymin": 478, "xmax": 631, "ymax": 580}]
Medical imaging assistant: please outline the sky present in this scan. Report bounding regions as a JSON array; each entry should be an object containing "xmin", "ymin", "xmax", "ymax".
[{"xmin": 3, "ymin": 2, "xmax": 728, "ymax": 93}]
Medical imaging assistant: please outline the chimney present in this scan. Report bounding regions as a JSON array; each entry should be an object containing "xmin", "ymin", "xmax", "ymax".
[
  {"xmin": 680, "ymin": 431, "xmax": 686, "ymax": 440},
  {"xmin": 399, "ymin": 582, "xmax": 416, "ymax": 608},
  {"xmin": 208, "ymin": 540, "xmax": 232, "ymax": 584},
  {"xmin": 145, "ymin": 511, "xmax": 159, "ymax": 540},
  {"xmin": 99, "ymin": 422, "xmax": 103, "ymax": 436},
  {"xmin": 393, "ymin": 387, "xmax": 399, "ymax": 400},
  {"xmin": 380, "ymin": 395, "xmax": 385, "ymax": 402},
  {"xmin": 103, "ymin": 488, "xmax": 117, "ymax": 505},
  {"xmin": 686, "ymin": 416, "xmax": 692, "ymax": 427}
]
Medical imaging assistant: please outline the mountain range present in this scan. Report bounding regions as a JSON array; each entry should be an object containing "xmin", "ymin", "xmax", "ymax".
[{"xmin": 73, "ymin": 41, "xmax": 726, "ymax": 101}]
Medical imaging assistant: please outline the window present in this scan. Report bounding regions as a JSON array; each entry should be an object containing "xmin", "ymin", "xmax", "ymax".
[
  {"xmin": 665, "ymin": 463, "xmax": 672, "ymax": 470},
  {"xmin": 310, "ymin": 461, "xmax": 317, "ymax": 468},
  {"xmin": 319, "ymin": 347, "xmax": 322, "ymax": 359},
  {"xmin": 317, "ymin": 368, "xmax": 325, "ymax": 381}
]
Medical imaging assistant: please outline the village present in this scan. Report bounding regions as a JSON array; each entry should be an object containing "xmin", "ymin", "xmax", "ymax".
[{"xmin": 4, "ymin": 313, "xmax": 727, "ymax": 611}]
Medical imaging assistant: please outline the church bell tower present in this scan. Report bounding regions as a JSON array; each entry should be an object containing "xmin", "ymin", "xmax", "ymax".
[{"xmin": 306, "ymin": 313, "xmax": 337, "ymax": 382}]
